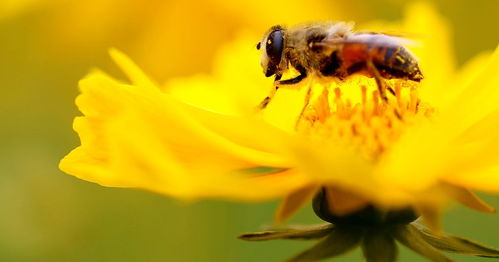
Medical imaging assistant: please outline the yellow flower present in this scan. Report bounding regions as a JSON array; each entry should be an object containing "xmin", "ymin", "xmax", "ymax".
[{"xmin": 60, "ymin": 2, "xmax": 499, "ymax": 230}]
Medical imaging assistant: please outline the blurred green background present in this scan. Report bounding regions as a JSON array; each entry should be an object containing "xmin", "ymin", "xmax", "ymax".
[{"xmin": 1, "ymin": 0, "xmax": 498, "ymax": 261}]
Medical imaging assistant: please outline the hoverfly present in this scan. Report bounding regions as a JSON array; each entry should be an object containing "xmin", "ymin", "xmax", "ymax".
[{"xmin": 256, "ymin": 22, "xmax": 423, "ymax": 109}]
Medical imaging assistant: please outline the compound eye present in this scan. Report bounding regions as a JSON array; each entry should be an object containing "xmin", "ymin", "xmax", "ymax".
[{"xmin": 266, "ymin": 29, "xmax": 284, "ymax": 64}]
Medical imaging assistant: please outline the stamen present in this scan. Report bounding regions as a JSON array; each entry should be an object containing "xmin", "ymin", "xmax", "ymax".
[{"xmin": 299, "ymin": 80, "xmax": 432, "ymax": 160}]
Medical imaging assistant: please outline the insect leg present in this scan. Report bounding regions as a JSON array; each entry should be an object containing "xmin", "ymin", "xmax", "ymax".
[
  {"xmin": 366, "ymin": 59, "xmax": 388, "ymax": 102},
  {"xmin": 295, "ymin": 82, "xmax": 313, "ymax": 129},
  {"xmin": 367, "ymin": 60, "xmax": 404, "ymax": 119},
  {"xmin": 257, "ymin": 74, "xmax": 282, "ymax": 110},
  {"xmin": 257, "ymin": 85, "xmax": 280, "ymax": 110},
  {"xmin": 276, "ymin": 66, "xmax": 307, "ymax": 85},
  {"xmin": 387, "ymin": 86, "xmax": 396, "ymax": 96}
]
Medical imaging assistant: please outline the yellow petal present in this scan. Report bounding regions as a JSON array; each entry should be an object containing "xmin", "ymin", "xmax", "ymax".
[
  {"xmin": 165, "ymin": 33, "xmax": 311, "ymax": 132},
  {"xmin": 442, "ymin": 184, "xmax": 496, "ymax": 213},
  {"xmin": 416, "ymin": 205, "xmax": 443, "ymax": 235},
  {"xmin": 109, "ymin": 48, "xmax": 158, "ymax": 91},
  {"xmin": 442, "ymin": 45, "xmax": 499, "ymax": 134},
  {"xmin": 402, "ymin": 2, "xmax": 456, "ymax": 106},
  {"xmin": 439, "ymin": 51, "xmax": 493, "ymax": 108},
  {"xmin": 377, "ymin": 47, "xmax": 499, "ymax": 193},
  {"xmin": 165, "ymin": 33, "xmax": 270, "ymax": 115},
  {"xmin": 222, "ymin": 169, "xmax": 311, "ymax": 201},
  {"xmin": 61, "ymin": 55, "xmax": 310, "ymax": 200},
  {"xmin": 120, "ymin": 61, "xmax": 290, "ymax": 166},
  {"xmin": 446, "ymin": 166, "xmax": 499, "ymax": 194},
  {"xmin": 286, "ymin": 134, "xmax": 417, "ymax": 208},
  {"xmin": 274, "ymin": 185, "xmax": 319, "ymax": 223},
  {"xmin": 59, "ymin": 147, "xmax": 125, "ymax": 187}
]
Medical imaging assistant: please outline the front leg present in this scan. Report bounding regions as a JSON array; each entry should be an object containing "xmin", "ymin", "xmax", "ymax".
[
  {"xmin": 257, "ymin": 66, "xmax": 308, "ymax": 111},
  {"xmin": 257, "ymin": 74, "xmax": 282, "ymax": 110},
  {"xmin": 276, "ymin": 66, "xmax": 308, "ymax": 85}
]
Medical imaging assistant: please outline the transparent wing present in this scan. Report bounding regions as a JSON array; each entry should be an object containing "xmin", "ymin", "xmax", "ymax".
[{"xmin": 313, "ymin": 33, "xmax": 421, "ymax": 49}]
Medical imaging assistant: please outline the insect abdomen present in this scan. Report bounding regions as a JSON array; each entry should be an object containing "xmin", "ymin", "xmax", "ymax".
[
  {"xmin": 334, "ymin": 38, "xmax": 424, "ymax": 82},
  {"xmin": 377, "ymin": 46, "xmax": 423, "ymax": 82}
]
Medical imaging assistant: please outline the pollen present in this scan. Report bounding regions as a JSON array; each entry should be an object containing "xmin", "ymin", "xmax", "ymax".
[{"xmin": 298, "ymin": 79, "xmax": 433, "ymax": 161}]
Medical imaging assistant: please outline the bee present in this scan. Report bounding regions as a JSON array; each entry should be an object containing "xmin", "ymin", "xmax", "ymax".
[{"xmin": 256, "ymin": 22, "xmax": 423, "ymax": 110}]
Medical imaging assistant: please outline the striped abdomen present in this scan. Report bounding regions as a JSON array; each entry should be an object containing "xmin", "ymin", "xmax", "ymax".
[{"xmin": 320, "ymin": 34, "xmax": 424, "ymax": 82}]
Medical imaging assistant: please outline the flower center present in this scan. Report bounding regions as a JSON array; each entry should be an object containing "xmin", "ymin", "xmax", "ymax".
[{"xmin": 298, "ymin": 78, "xmax": 434, "ymax": 161}]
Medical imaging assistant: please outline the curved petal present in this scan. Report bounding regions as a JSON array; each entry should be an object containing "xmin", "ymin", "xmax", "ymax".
[
  {"xmin": 402, "ymin": 2, "xmax": 456, "ymax": 106},
  {"xmin": 60, "ymin": 52, "xmax": 314, "ymax": 200},
  {"xmin": 446, "ymin": 166, "xmax": 499, "ymax": 194},
  {"xmin": 442, "ymin": 46, "xmax": 499, "ymax": 134},
  {"xmin": 274, "ymin": 185, "xmax": 319, "ymax": 223}
]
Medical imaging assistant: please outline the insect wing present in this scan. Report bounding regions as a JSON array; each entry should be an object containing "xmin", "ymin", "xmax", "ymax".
[{"xmin": 313, "ymin": 33, "xmax": 420, "ymax": 49}]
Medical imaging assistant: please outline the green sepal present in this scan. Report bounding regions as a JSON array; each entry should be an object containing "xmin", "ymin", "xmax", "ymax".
[
  {"xmin": 238, "ymin": 223, "xmax": 334, "ymax": 241},
  {"xmin": 394, "ymin": 224, "xmax": 453, "ymax": 262},
  {"xmin": 361, "ymin": 228, "xmax": 398, "ymax": 262},
  {"xmin": 285, "ymin": 226, "xmax": 363, "ymax": 262},
  {"xmin": 413, "ymin": 221, "xmax": 499, "ymax": 258}
]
